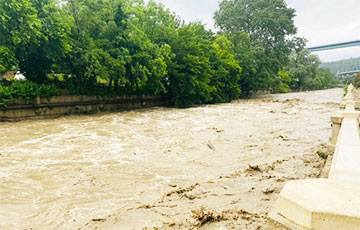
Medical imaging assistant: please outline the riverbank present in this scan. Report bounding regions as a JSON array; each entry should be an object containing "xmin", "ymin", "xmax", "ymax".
[
  {"xmin": 0, "ymin": 94, "xmax": 170, "ymax": 122},
  {"xmin": 0, "ymin": 88, "xmax": 343, "ymax": 229},
  {"xmin": 0, "ymin": 88, "xmax": 341, "ymax": 122}
]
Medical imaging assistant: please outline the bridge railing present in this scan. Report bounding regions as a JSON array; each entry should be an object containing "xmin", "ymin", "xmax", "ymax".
[{"xmin": 269, "ymin": 84, "xmax": 360, "ymax": 230}]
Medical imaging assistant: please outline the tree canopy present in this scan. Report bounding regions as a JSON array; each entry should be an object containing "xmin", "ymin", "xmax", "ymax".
[
  {"xmin": 354, "ymin": 72, "xmax": 360, "ymax": 88},
  {"xmin": 0, "ymin": 0, "xmax": 337, "ymax": 107}
]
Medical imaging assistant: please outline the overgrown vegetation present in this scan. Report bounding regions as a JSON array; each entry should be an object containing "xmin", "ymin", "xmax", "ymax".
[
  {"xmin": 353, "ymin": 72, "xmax": 360, "ymax": 88},
  {"xmin": 0, "ymin": 0, "xmax": 337, "ymax": 107},
  {"xmin": 0, "ymin": 81, "xmax": 58, "ymax": 106}
]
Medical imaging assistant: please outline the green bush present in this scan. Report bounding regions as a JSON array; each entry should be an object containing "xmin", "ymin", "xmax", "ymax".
[
  {"xmin": 0, "ymin": 81, "xmax": 59, "ymax": 106},
  {"xmin": 272, "ymin": 70, "xmax": 291, "ymax": 93},
  {"xmin": 354, "ymin": 72, "xmax": 360, "ymax": 88}
]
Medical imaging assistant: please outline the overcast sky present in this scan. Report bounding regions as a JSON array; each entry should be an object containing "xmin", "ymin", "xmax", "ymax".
[{"xmin": 145, "ymin": 0, "xmax": 360, "ymax": 62}]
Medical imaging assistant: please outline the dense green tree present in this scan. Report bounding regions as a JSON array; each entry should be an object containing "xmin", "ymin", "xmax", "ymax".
[
  {"xmin": 60, "ymin": 0, "xmax": 171, "ymax": 94},
  {"xmin": 22, "ymin": 0, "xmax": 70, "ymax": 82},
  {"xmin": 214, "ymin": 0, "xmax": 297, "ymax": 92},
  {"xmin": 224, "ymin": 31, "xmax": 256, "ymax": 96},
  {"xmin": 210, "ymin": 35, "xmax": 242, "ymax": 102},
  {"xmin": 0, "ymin": 0, "xmax": 42, "ymax": 74},
  {"xmin": 61, "ymin": 0, "xmax": 106, "ymax": 88},
  {"xmin": 167, "ymin": 23, "xmax": 215, "ymax": 107},
  {"xmin": 117, "ymin": 0, "xmax": 172, "ymax": 94},
  {"xmin": 273, "ymin": 69, "xmax": 291, "ymax": 93},
  {"xmin": 316, "ymin": 67, "xmax": 336, "ymax": 89},
  {"xmin": 214, "ymin": 0, "xmax": 296, "ymax": 39},
  {"xmin": 286, "ymin": 49, "xmax": 336, "ymax": 90},
  {"xmin": 0, "ymin": 0, "xmax": 71, "ymax": 82},
  {"xmin": 0, "ymin": 47, "xmax": 17, "ymax": 74},
  {"xmin": 286, "ymin": 49, "xmax": 319, "ymax": 90},
  {"xmin": 353, "ymin": 72, "xmax": 360, "ymax": 88},
  {"xmin": 139, "ymin": 1, "xmax": 180, "ymax": 45}
]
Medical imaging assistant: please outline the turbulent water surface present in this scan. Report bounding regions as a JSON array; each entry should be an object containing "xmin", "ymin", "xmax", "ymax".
[{"xmin": 0, "ymin": 88, "xmax": 343, "ymax": 230}]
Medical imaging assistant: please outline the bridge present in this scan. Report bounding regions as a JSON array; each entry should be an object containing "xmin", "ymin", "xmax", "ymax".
[
  {"xmin": 308, "ymin": 40, "xmax": 360, "ymax": 52},
  {"xmin": 308, "ymin": 40, "xmax": 360, "ymax": 78},
  {"xmin": 336, "ymin": 70, "xmax": 360, "ymax": 77}
]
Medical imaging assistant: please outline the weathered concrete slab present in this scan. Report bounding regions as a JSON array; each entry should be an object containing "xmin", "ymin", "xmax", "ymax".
[
  {"xmin": 274, "ymin": 179, "xmax": 360, "ymax": 230},
  {"xmin": 329, "ymin": 145, "xmax": 360, "ymax": 182},
  {"xmin": 340, "ymin": 101, "xmax": 360, "ymax": 110},
  {"xmin": 330, "ymin": 115, "xmax": 343, "ymax": 146},
  {"xmin": 333, "ymin": 111, "xmax": 360, "ymax": 119},
  {"xmin": 268, "ymin": 212, "xmax": 292, "ymax": 230},
  {"xmin": 335, "ymin": 118, "xmax": 360, "ymax": 145}
]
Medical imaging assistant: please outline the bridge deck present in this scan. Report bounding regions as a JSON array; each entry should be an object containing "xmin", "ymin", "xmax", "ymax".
[{"xmin": 308, "ymin": 40, "xmax": 360, "ymax": 52}]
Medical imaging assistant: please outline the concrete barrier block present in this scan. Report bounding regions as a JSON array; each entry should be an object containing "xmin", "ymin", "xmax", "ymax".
[
  {"xmin": 336, "ymin": 118, "xmax": 360, "ymax": 145},
  {"xmin": 340, "ymin": 111, "xmax": 360, "ymax": 118},
  {"xmin": 329, "ymin": 145, "xmax": 360, "ymax": 182},
  {"xmin": 274, "ymin": 179, "xmax": 360, "ymax": 230},
  {"xmin": 330, "ymin": 114, "xmax": 343, "ymax": 146}
]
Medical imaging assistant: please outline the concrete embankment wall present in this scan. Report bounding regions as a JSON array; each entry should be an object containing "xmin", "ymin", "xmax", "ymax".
[
  {"xmin": 0, "ymin": 94, "xmax": 171, "ymax": 121},
  {"xmin": 269, "ymin": 84, "xmax": 360, "ymax": 230}
]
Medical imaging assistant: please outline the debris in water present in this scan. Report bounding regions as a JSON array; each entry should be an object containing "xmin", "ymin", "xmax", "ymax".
[
  {"xmin": 278, "ymin": 135, "xmax": 295, "ymax": 141},
  {"xmin": 164, "ymin": 183, "xmax": 200, "ymax": 198},
  {"xmin": 191, "ymin": 207, "xmax": 225, "ymax": 227},
  {"xmin": 316, "ymin": 144, "xmax": 331, "ymax": 160},
  {"xmin": 262, "ymin": 188, "xmax": 275, "ymax": 195},
  {"xmin": 91, "ymin": 218, "xmax": 106, "ymax": 222},
  {"xmin": 191, "ymin": 208, "xmax": 261, "ymax": 228},
  {"xmin": 210, "ymin": 127, "xmax": 224, "ymax": 133},
  {"xmin": 246, "ymin": 164, "xmax": 262, "ymax": 173},
  {"xmin": 183, "ymin": 194, "xmax": 197, "ymax": 200},
  {"xmin": 207, "ymin": 141, "xmax": 216, "ymax": 151},
  {"xmin": 138, "ymin": 204, "xmax": 155, "ymax": 209}
]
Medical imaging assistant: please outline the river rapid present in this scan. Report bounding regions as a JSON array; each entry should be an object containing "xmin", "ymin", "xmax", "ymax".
[{"xmin": 0, "ymin": 88, "xmax": 343, "ymax": 230}]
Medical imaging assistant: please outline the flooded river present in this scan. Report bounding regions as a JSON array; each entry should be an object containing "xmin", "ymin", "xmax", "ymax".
[{"xmin": 0, "ymin": 88, "xmax": 343, "ymax": 230}]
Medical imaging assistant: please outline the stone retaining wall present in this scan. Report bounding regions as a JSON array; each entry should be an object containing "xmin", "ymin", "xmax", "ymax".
[{"xmin": 0, "ymin": 95, "xmax": 171, "ymax": 122}]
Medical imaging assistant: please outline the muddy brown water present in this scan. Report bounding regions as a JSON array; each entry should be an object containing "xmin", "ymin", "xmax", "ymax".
[{"xmin": 0, "ymin": 88, "xmax": 343, "ymax": 230}]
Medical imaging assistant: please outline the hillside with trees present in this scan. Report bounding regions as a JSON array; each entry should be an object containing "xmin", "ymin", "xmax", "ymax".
[
  {"xmin": 321, "ymin": 57, "xmax": 360, "ymax": 75},
  {"xmin": 0, "ymin": 0, "xmax": 337, "ymax": 107}
]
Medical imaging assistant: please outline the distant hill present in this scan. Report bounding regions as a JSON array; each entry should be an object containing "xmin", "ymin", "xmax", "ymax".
[{"xmin": 321, "ymin": 57, "xmax": 360, "ymax": 75}]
